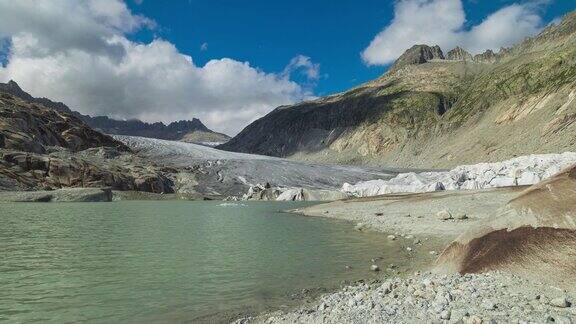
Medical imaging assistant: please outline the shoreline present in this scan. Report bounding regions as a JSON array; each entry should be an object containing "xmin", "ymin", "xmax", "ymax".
[{"xmin": 235, "ymin": 186, "xmax": 576, "ymax": 323}]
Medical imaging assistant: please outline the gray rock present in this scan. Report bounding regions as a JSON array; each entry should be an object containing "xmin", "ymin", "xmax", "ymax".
[
  {"xmin": 370, "ymin": 264, "xmax": 380, "ymax": 272},
  {"xmin": 440, "ymin": 309, "xmax": 452, "ymax": 320},
  {"xmin": 482, "ymin": 299, "xmax": 496, "ymax": 310},
  {"xmin": 437, "ymin": 210, "xmax": 453, "ymax": 220},
  {"xmin": 550, "ymin": 297, "xmax": 571, "ymax": 308}
]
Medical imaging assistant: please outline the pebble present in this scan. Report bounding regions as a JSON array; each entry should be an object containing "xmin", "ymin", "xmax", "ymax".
[
  {"xmin": 456, "ymin": 212, "xmax": 469, "ymax": 220},
  {"xmin": 387, "ymin": 235, "xmax": 397, "ymax": 240},
  {"xmin": 482, "ymin": 299, "xmax": 497, "ymax": 310},
  {"xmin": 550, "ymin": 297, "xmax": 571, "ymax": 308},
  {"xmin": 370, "ymin": 265, "xmax": 380, "ymax": 272},
  {"xmin": 547, "ymin": 315, "xmax": 573, "ymax": 324},
  {"xmin": 440, "ymin": 309, "xmax": 451, "ymax": 320}
]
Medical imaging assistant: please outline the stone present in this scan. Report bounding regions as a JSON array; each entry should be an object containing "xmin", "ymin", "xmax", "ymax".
[
  {"xmin": 456, "ymin": 213, "xmax": 468, "ymax": 220},
  {"xmin": 437, "ymin": 210, "xmax": 453, "ymax": 220},
  {"xmin": 370, "ymin": 264, "xmax": 380, "ymax": 272},
  {"xmin": 482, "ymin": 300, "xmax": 496, "ymax": 310},
  {"xmin": 463, "ymin": 315, "xmax": 483, "ymax": 324},
  {"xmin": 440, "ymin": 309, "xmax": 451, "ymax": 320},
  {"xmin": 547, "ymin": 315, "xmax": 573, "ymax": 324},
  {"xmin": 387, "ymin": 235, "xmax": 397, "ymax": 240},
  {"xmin": 550, "ymin": 297, "xmax": 571, "ymax": 308}
]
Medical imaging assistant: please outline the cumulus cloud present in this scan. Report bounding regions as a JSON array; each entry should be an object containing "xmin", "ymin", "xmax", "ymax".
[
  {"xmin": 362, "ymin": 0, "xmax": 546, "ymax": 66},
  {"xmin": 0, "ymin": 0, "xmax": 317, "ymax": 135}
]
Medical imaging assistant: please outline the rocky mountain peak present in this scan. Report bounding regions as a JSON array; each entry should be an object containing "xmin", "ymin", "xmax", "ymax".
[
  {"xmin": 0, "ymin": 80, "xmax": 34, "ymax": 101},
  {"xmin": 473, "ymin": 49, "xmax": 498, "ymax": 63},
  {"xmin": 390, "ymin": 44, "xmax": 445, "ymax": 72},
  {"xmin": 446, "ymin": 47, "xmax": 473, "ymax": 61}
]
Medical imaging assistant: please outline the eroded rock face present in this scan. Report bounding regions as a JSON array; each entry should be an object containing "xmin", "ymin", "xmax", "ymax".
[
  {"xmin": 0, "ymin": 149, "xmax": 174, "ymax": 193},
  {"xmin": 0, "ymin": 93, "xmax": 127, "ymax": 154}
]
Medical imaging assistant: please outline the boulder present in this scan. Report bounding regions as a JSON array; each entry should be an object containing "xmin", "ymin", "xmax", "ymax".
[{"xmin": 437, "ymin": 210, "xmax": 453, "ymax": 220}]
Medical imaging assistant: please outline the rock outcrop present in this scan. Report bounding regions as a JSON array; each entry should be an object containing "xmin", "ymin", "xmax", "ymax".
[
  {"xmin": 0, "ymin": 187, "xmax": 113, "ymax": 202},
  {"xmin": 220, "ymin": 12, "xmax": 576, "ymax": 169},
  {"xmin": 0, "ymin": 148, "xmax": 174, "ymax": 193}
]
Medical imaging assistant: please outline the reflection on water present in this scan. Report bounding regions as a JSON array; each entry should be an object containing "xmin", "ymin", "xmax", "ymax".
[{"xmin": 0, "ymin": 201, "xmax": 406, "ymax": 323}]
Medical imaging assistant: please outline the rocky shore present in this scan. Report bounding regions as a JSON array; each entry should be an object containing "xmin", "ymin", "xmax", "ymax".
[{"xmin": 238, "ymin": 271, "xmax": 574, "ymax": 323}]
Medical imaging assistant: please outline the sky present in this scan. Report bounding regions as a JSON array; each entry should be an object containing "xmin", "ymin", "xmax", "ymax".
[{"xmin": 0, "ymin": 0, "xmax": 573, "ymax": 135}]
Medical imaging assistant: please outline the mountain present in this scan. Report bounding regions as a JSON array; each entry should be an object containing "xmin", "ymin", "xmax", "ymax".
[
  {"xmin": 220, "ymin": 12, "xmax": 576, "ymax": 169},
  {"xmin": 0, "ymin": 81, "xmax": 230, "ymax": 145}
]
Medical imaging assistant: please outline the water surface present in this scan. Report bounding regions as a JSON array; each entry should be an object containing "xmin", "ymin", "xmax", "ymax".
[{"xmin": 0, "ymin": 201, "xmax": 406, "ymax": 323}]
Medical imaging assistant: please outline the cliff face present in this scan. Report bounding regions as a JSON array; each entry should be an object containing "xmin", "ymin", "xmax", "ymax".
[
  {"xmin": 0, "ymin": 81, "xmax": 230, "ymax": 144},
  {"xmin": 220, "ymin": 12, "xmax": 576, "ymax": 168}
]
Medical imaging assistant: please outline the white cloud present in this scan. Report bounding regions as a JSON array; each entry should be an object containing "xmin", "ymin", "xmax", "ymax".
[
  {"xmin": 282, "ymin": 55, "xmax": 321, "ymax": 81},
  {"xmin": 362, "ymin": 0, "xmax": 545, "ymax": 66},
  {"xmin": 0, "ymin": 0, "xmax": 317, "ymax": 135}
]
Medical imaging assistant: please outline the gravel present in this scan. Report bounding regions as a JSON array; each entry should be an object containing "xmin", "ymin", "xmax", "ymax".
[{"xmin": 236, "ymin": 271, "xmax": 575, "ymax": 323}]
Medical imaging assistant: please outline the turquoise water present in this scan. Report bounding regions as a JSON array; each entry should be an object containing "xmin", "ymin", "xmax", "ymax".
[{"xmin": 0, "ymin": 201, "xmax": 402, "ymax": 323}]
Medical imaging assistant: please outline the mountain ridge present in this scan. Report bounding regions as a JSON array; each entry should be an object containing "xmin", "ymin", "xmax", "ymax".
[
  {"xmin": 219, "ymin": 11, "xmax": 576, "ymax": 169},
  {"xmin": 0, "ymin": 81, "xmax": 230, "ymax": 144}
]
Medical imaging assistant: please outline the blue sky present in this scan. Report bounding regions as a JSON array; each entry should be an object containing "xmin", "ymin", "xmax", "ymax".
[
  {"xmin": 127, "ymin": 0, "xmax": 574, "ymax": 96},
  {"xmin": 0, "ymin": 0, "xmax": 574, "ymax": 134}
]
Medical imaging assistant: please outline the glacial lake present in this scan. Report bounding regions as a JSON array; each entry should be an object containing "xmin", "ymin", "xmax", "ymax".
[{"xmin": 0, "ymin": 201, "xmax": 412, "ymax": 323}]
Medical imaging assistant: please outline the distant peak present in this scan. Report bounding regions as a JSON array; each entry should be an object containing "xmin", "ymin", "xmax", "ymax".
[
  {"xmin": 390, "ymin": 44, "xmax": 445, "ymax": 72},
  {"xmin": 446, "ymin": 47, "xmax": 473, "ymax": 61}
]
